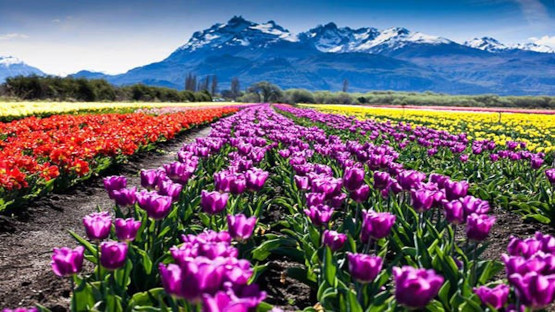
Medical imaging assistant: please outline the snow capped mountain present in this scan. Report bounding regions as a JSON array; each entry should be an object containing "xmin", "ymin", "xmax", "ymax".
[
  {"xmin": 511, "ymin": 42, "xmax": 554, "ymax": 54},
  {"xmin": 464, "ymin": 37, "xmax": 554, "ymax": 54},
  {"xmin": 299, "ymin": 23, "xmax": 380, "ymax": 53},
  {"xmin": 464, "ymin": 37, "xmax": 508, "ymax": 52},
  {"xmin": 0, "ymin": 56, "xmax": 25, "ymax": 66},
  {"xmin": 300, "ymin": 24, "xmax": 451, "ymax": 53},
  {"xmin": 0, "ymin": 55, "xmax": 44, "ymax": 82},
  {"xmin": 178, "ymin": 16, "xmax": 298, "ymax": 52}
]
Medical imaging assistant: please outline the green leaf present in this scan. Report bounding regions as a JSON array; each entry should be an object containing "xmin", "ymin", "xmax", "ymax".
[{"xmin": 324, "ymin": 246, "xmax": 337, "ymax": 286}]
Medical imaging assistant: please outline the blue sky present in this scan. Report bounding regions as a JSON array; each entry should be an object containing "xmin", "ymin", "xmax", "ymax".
[{"xmin": 0, "ymin": 0, "xmax": 554, "ymax": 75}]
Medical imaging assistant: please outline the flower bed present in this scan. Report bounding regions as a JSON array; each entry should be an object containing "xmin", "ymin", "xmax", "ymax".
[
  {"xmin": 3, "ymin": 105, "xmax": 552, "ymax": 311},
  {"xmin": 0, "ymin": 107, "xmax": 238, "ymax": 211}
]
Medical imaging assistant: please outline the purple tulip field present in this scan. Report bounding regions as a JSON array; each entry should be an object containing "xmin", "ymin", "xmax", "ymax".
[{"xmin": 4, "ymin": 104, "xmax": 555, "ymax": 312}]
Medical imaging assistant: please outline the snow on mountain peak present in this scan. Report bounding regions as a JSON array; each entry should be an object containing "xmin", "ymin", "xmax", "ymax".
[
  {"xmin": 0, "ymin": 56, "xmax": 24, "ymax": 66},
  {"xmin": 179, "ymin": 16, "xmax": 297, "ymax": 51},
  {"xmin": 464, "ymin": 37, "xmax": 508, "ymax": 52},
  {"xmin": 463, "ymin": 37, "xmax": 554, "ymax": 53},
  {"xmin": 511, "ymin": 42, "xmax": 554, "ymax": 53}
]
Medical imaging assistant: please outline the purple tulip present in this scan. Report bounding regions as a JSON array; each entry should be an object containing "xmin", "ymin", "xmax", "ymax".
[
  {"xmin": 100, "ymin": 241, "xmax": 128, "ymax": 270},
  {"xmin": 83, "ymin": 212, "xmax": 112, "ymax": 241},
  {"xmin": 442, "ymin": 200, "xmax": 465, "ymax": 225},
  {"xmin": 2, "ymin": 308, "xmax": 39, "ymax": 312},
  {"xmin": 51, "ymin": 246, "xmax": 85, "ymax": 277},
  {"xmin": 429, "ymin": 173, "xmax": 449, "ymax": 189},
  {"xmin": 393, "ymin": 266, "xmax": 444, "ymax": 309},
  {"xmin": 347, "ymin": 253, "xmax": 383, "ymax": 283},
  {"xmin": 229, "ymin": 174, "xmax": 247, "ymax": 195},
  {"xmin": 490, "ymin": 154, "xmax": 500, "ymax": 162},
  {"xmin": 306, "ymin": 192, "xmax": 326, "ymax": 207},
  {"xmin": 201, "ymin": 190, "xmax": 229, "ymax": 214},
  {"xmin": 460, "ymin": 154, "xmax": 469, "ymax": 162},
  {"xmin": 158, "ymin": 179, "xmax": 183, "ymax": 202},
  {"xmin": 410, "ymin": 189, "xmax": 435, "ymax": 212},
  {"xmin": 159, "ymin": 263, "xmax": 184, "ymax": 298},
  {"xmin": 103, "ymin": 175, "xmax": 127, "ymax": 197},
  {"xmin": 466, "ymin": 213, "xmax": 495, "ymax": 242},
  {"xmin": 278, "ymin": 149, "xmax": 291, "ymax": 158},
  {"xmin": 163, "ymin": 161, "xmax": 194, "ymax": 184},
  {"xmin": 227, "ymin": 214, "xmax": 256, "ymax": 242},
  {"xmin": 343, "ymin": 167, "xmax": 365, "ymax": 191},
  {"xmin": 530, "ymin": 157, "xmax": 544, "ymax": 169},
  {"xmin": 328, "ymin": 193, "xmax": 347, "ymax": 209},
  {"xmin": 536, "ymin": 232, "xmax": 555, "ymax": 254},
  {"xmin": 373, "ymin": 171, "xmax": 391, "ymax": 190},
  {"xmin": 294, "ymin": 175, "xmax": 310, "ymax": 190},
  {"xmin": 546, "ymin": 168, "xmax": 555, "ymax": 184},
  {"xmin": 444, "ymin": 180, "xmax": 469, "ymax": 201},
  {"xmin": 474, "ymin": 284, "xmax": 509, "ymax": 310},
  {"xmin": 245, "ymin": 168, "xmax": 269, "ymax": 192},
  {"xmin": 136, "ymin": 191, "xmax": 173, "ymax": 220},
  {"xmin": 460, "ymin": 195, "xmax": 490, "ymax": 216},
  {"xmin": 323, "ymin": 230, "xmax": 347, "ymax": 251},
  {"xmin": 350, "ymin": 184, "xmax": 370, "ymax": 203},
  {"xmin": 111, "ymin": 187, "xmax": 137, "ymax": 207},
  {"xmin": 304, "ymin": 205, "xmax": 333, "ymax": 227},
  {"xmin": 507, "ymin": 236, "xmax": 542, "ymax": 258},
  {"xmin": 140, "ymin": 169, "xmax": 164, "ymax": 190},
  {"xmin": 398, "ymin": 170, "xmax": 426, "ymax": 191},
  {"xmin": 509, "ymin": 272, "xmax": 555, "ymax": 310},
  {"xmin": 202, "ymin": 291, "xmax": 251, "ymax": 312},
  {"xmin": 114, "ymin": 218, "xmax": 141, "ymax": 242},
  {"xmin": 360, "ymin": 210, "xmax": 396, "ymax": 242}
]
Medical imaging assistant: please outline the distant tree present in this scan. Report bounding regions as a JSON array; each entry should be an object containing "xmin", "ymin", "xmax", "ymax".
[
  {"xmin": 342, "ymin": 79, "xmax": 349, "ymax": 92},
  {"xmin": 230, "ymin": 77, "xmax": 240, "ymax": 100},
  {"xmin": 185, "ymin": 73, "xmax": 197, "ymax": 91},
  {"xmin": 247, "ymin": 81, "xmax": 283, "ymax": 103},
  {"xmin": 198, "ymin": 76, "xmax": 210, "ymax": 92},
  {"xmin": 210, "ymin": 75, "xmax": 218, "ymax": 96}
]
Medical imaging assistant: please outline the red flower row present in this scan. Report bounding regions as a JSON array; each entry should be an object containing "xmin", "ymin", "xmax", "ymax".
[{"xmin": 0, "ymin": 108, "xmax": 237, "ymax": 192}]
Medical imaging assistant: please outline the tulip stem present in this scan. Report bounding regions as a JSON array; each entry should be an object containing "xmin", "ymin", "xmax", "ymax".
[
  {"xmin": 470, "ymin": 242, "xmax": 478, "ymax": 286},
  {"xmin": 70, "ymin": 276, "xmax": 76, "ymax": 312}
]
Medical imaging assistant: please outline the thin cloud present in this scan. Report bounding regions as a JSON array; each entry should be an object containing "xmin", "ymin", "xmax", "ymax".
[
  {"xmin": 529, "ymin": 35, "xmax": 555, "ymax": 48},
  {"xmin": 0, "ymin": 33, "xmax": 29, "ymax": 40},
  {"xmin": 51, "ymin": 18, "xmax": 61, "ymax": 23},
  {"xmin": 513, "ymin": 0, "xmax": 550, "ymax": 24}
]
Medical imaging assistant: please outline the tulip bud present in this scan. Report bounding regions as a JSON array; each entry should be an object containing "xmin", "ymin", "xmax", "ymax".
[
  {"xmin": 304, "ymin": 205, "xmax": 333, "ymax": 227},
  {"xmin": 83, "ymin": 212, "xmax": 112, "ymax": 241},
  {"xmin": 509, "ymin": 272, "xmax": 555, "ymax": 310},
  {"xmin": 444, "ymin": 180, "xmax": 469, "ymax": 201},
  {"xmin": 136, "ymin": 191, "xmax": 173, "ymax": 220},
  {"xmin": 546, "ymin": 168, "xmax": 555, "ymax": 184},
  {"xmin": 360, "ymin": 210, "xmax": 396, "ymax": 242},
  {"xmin": 245, "ymin": 168, "xmax": 269, "ymax": 192},
  {"xmin": 51, "ymin": 246, "xmax": 85, "ymax": 277},
  {"xmin": 410, "ymin": 189, "xmax": 435, "ymax": 212},
  {"xmin": 466, "ymin": 213, "xmax": 495, "ymax": 242},
  {"xmin": 201, "ymin": 190, "xmax": 229, "ymax": 214},
  {"xmin": 474, "ymin": 284, "xmax": 510, "ymax": 310},
  {"xmin": 442, "ymin": 200, "xmax": 465, "ymax": 224},
  {"xmin": 323, "ymin": 230, "xmax": 347, "ymax": 251},
  {"xmin": 294, "ymin": 175, "xmax": 310, "ymax": 190},
  {"xmin": 350, "ymin": 184, "xmax": 370, "ymax": 203},
  {"xmin": 343, "ymin": 167, "xmax": 365, "ymax": 191},
  {"xmin": 393, "ymin": 266, "xmax": 444, "ymax": 308},
  {"xmin": 115, "ymin": 218, "xmax": 141, "ymax": 242},
  {"xmin": 100, "ymin": 241, "xmax": 128, "ymax": 270},
  {"xmin": 347, "ymin": 253, "xmax": 383, "ymax": 283},
  {"xmin": 227, "ymin": 214, "xmax": 256, "ymax": 242},
  {"xmin": 103, "ymin": 176, "xmax": 127, "ymax": 198}
]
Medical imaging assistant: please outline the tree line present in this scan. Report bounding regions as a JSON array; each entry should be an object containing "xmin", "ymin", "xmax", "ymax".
[
  {"xmin": 0, "ymin": 76, "xmax": 212, "ymax": 102},
  {"xmin": 1, "ymin": 75, "xmax": 553, "ymax": 109}
]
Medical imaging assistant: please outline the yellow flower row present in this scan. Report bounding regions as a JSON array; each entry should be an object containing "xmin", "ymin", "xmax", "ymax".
[
  {"xmin": 0, "ymin": 101, "xmax": 241, "ymax": 119},
  {"xmin": 302, "ymin": 104, "xmax": 555, "ymax": 154}
]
